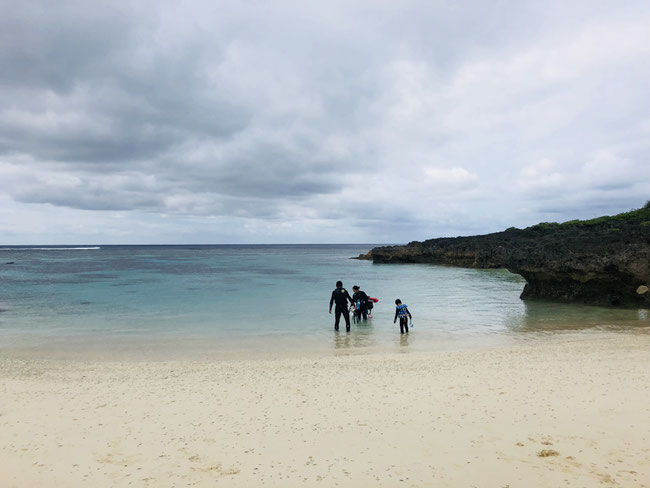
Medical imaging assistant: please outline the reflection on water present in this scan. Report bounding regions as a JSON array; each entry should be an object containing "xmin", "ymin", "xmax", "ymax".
[
  {"xmin": 332, "ymin": 319, "xmax": 378, "ymax": 350},
  {"xmin": 330, "ymin": 318, "xmax": 420, "ymax": 352},
  {"xmin": 505, "ymin": 300, "xmax": 650, "ymax": 333}
]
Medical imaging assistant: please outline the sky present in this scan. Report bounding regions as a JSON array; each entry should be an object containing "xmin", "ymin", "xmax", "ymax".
[{"xmin": 1, "ymin": 0, "xmax": 649, "ymax": 244}]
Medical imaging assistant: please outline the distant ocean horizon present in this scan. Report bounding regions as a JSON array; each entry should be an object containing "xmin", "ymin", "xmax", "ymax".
[{"xmin": 1, "ymin": 244, "xmax": 648, "ymax": 359}]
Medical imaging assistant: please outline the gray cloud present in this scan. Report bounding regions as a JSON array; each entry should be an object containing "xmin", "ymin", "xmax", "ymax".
[{"xmin": 1, "ymin": 0, "xmax": 650, "ymax": 243}]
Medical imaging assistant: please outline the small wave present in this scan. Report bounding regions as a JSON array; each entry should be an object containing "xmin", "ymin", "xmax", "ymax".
[{"xmin": 0, "ymin": 247, "xmax": 102, "ymax": 251}]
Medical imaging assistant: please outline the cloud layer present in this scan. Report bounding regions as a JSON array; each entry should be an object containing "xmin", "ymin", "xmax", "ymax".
[{"xmin": 1, "ymin": 0, "xmax": 650, "ymax": 243}]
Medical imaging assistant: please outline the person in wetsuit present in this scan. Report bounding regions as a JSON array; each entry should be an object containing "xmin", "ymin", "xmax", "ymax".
[
  {"xmin": 393, "ymin": 299, "xmax": 412, "ymax": 334},
  {"xmin": 352, "ymin": 285, "xmax": 369, "ymax": 322},
  {"xmin": 329, "ymin": 280, "xmax": 353, "ymax": 331}
]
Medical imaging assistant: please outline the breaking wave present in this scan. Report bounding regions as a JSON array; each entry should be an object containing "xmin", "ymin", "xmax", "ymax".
[{"xmin": 0, "ymin": 247, "xmax": 102, "ymax": 251}]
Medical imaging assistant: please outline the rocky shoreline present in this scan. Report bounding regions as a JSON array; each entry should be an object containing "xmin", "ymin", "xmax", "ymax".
[{"xmin": 359, "ymin": 206, "xmax": 650, "ymax": 307}]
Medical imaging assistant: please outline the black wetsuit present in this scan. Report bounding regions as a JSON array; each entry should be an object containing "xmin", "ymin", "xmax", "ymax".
[
  {"xmin": 329, "ymin": 287, "xmax": 353, "ymax": 330},
  {"xmin": 352, "ymin": 290, "xmax": 369, "ymax": 321}
]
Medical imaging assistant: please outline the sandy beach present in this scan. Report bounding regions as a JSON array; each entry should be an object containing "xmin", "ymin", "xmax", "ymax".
[{"xmin": 2, "ymin": 332, "xmax": 649, "ymax": 487}]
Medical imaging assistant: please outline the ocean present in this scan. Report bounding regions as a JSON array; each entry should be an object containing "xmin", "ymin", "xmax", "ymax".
[{"xmin": 1, "ymin": 245, "xmax": 648, "ymax": 358}]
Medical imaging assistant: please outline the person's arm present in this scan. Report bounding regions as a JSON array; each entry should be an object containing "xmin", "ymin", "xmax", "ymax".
[
  {"xmin": 394, "ymin": 308, "xmax": 398, "ymax": 323},
  {"xmin": 329, "ymin": 291, "xmax": 334, "ymax": 313},
  {"xmin": 406, "ymin": 307, "xmax": 412, "ymax": 319},
  {"xmin": 346, "ymin": 291, "xmax": 354, "ymax": 305}
]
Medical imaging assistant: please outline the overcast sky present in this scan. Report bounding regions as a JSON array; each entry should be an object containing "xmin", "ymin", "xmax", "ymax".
[{"xmin": 1, "ymin": 0, "xmax": 649, "ymax": 244}]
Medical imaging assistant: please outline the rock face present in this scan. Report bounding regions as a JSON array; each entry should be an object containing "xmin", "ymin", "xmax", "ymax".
[{"xmin": 359, "ymin": 207, "xmax": 650, "ymax": 307}]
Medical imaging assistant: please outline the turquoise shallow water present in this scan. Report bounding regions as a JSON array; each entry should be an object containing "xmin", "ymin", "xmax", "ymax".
[{"xmin": 0, "ymin": 245, "xmax": 648, "ymax": 358}]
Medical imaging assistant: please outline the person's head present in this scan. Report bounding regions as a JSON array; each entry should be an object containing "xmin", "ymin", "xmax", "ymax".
[
  {"xmin": 352, "ymin": 285, "xmax": 360, "ymax": 292},
  {"xmin": 336, "ymin": 280, "xmax": 343, "ymax": 288},
  {"xmin": 395, "ymin": 299, "xmax": 402, "ymax": 305}
]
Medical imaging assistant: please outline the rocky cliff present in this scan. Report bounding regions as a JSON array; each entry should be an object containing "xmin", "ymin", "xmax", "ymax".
[{"xmin": 359, "ymin": 206, "xmax": 650, "ymax": 307}]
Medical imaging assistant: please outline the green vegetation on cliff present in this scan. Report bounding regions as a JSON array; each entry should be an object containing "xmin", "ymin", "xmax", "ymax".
[{"xmin": 527, "ymin": 205, "xmax": 650, "ymax": 231}]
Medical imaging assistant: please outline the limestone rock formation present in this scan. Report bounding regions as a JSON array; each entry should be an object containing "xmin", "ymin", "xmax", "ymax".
[{"xmin": 359, "ymin": 206, "xmax": 650, "ymax": 307}]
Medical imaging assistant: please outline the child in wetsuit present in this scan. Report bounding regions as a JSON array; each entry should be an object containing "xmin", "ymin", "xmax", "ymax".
[{"xmin": 393, "ymin": 299, "xmax": 412, "ymax": 334}]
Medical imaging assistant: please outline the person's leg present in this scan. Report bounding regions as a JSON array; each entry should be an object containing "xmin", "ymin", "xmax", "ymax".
[
  {"xmin": 334, "ymin": 309, "xmax": 342, "ymax": 330},
  {"xmin": 343, "ymin": 310, "xmax": 350, "ymax": 331},
  {"xmin": 403, "ymin": 317, "xmax": 409, "ymax": 333},
  {"xmin": 399, "ymin": 317, "xmax": 405, "ymax": 334},
  {"xmin": 361, "ymin": 308, "xmax": 368, "ymax": 320}
]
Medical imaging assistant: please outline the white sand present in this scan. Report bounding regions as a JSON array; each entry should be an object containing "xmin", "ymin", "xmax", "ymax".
[{"xmin": 1, "ymin": 332, "xmax": 649, "ymax": 487}]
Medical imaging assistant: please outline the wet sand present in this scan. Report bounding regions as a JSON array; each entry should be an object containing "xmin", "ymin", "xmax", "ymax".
[{"xmin": 1, "ymin": 332, "xmax": 649, "ymax": 487}]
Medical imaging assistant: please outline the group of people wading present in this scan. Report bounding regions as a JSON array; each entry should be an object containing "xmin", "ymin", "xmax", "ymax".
[{"xmin": 328, "ymin": 281, "xmax": 412, "ymax": 334}]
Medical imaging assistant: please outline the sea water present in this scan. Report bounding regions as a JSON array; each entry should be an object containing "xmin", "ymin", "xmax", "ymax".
[{"xmin": 0, "ymin": 245, "xmax": 648, "ymax": 358}]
